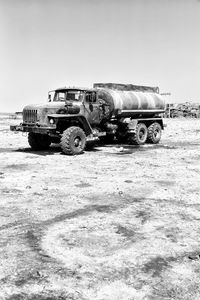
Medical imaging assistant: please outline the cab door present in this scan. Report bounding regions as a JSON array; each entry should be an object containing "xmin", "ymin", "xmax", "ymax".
[{"xmin": 83, "ymin": 91, "xmax": 101, "ymax": 125}]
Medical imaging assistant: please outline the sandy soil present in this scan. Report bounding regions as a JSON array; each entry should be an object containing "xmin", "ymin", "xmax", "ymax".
[{"xmin": 0, "ymin": 116, "xmax": 200, "ymax": 300}]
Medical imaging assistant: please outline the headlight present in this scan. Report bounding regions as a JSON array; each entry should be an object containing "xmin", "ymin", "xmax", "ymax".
[{"xmin": 49, "ymin": 118, "xmax": 55, "ymax": 124}]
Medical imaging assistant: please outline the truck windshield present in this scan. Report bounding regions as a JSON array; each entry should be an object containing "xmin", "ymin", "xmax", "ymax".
[{"xmin": 53, "ymin": 90, "xmax": 83, "ymax": 102}]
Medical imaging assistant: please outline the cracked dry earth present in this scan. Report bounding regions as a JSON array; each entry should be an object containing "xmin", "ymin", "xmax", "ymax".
[{"xmin": 0, "ymin": 116, "xmax": 200, "ymax": 300}]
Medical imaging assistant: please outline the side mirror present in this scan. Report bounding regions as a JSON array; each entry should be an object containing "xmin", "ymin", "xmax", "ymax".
[{"xmin": 48, "ymin": 94, "xmax": 51, "ymax": 102}]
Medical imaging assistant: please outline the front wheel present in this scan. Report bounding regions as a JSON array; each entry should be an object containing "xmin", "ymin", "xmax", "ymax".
[
  {"xmin": 60, "ymin": 126, "xmax": 86, "ymax": 155},
  {"xmin": 28, "ymin": 133, "xmax": 51, "ymax": 150},
  {"xmin": 147, "ymin": 122, "xmax": 162, "ymax": 144}
]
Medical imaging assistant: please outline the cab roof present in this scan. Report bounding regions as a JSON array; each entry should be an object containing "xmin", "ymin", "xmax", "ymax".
[{"xmin": 54, "ymin": 87, "xmax": 96, "ymax": 92}]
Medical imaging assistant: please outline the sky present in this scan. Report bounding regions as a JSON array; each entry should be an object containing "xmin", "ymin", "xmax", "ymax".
[{"xmin": 1, "ymin": 0, "xmax": 200, "ymax": 112}]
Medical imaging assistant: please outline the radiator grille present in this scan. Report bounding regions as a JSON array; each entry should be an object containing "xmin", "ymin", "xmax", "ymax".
[{"xmin": 23, "ymin": 109, "xmax": 38, "ymax": 123}]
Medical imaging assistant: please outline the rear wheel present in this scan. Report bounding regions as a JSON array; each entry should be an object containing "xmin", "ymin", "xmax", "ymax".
[
  {"xmin": 28, "ymin": 133, "xmax": 51, "ymax": 150},
  {"xmin": 60, "ymin": 126, "xmax": 86, "ymax": 155},
  {"xmin": 128, "ymin": 123, "xmax": 147, "ymax": 145},
  {"xmin": 147, "ymin": 122, "xmax": 162, "ymax": 144}
]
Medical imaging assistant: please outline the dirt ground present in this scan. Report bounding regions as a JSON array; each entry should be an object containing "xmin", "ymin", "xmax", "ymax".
[{"xmin": 0, "ymin": 116, "xmax": 200, "ymax": 300}]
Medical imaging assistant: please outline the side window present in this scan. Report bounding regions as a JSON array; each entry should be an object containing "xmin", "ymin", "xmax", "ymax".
[
  {"xmin": 85, "ymin": 92, "xmax": 96, "ymax": 103},
  {"xmin": 54, "ymin": 92, "xmax": 65, "ymax": 101},
  {"xmin": 92, "ymin": 92, "xmax": 96, "ymax": 103},
  {"xmin": 59, "ymin": 92, "xmax": 65, "ymax": 101},
  {"xmin": 85, "ymin": 93, "xmax": 91, "ymax": 102}
]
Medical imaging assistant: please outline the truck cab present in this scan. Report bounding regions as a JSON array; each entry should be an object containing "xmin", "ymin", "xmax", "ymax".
[
  {"xmin": 11, "ymin": 87, "xmax": 109, "ymax": 155},
  {"xmin": 48, "ymin": 88, "xmax": 104, "ymax": 125}
]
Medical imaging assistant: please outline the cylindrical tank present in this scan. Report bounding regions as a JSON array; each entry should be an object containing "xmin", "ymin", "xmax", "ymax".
[{"xmin": 97, "ymin": 89, "xmax": 165, "ymax": 118}]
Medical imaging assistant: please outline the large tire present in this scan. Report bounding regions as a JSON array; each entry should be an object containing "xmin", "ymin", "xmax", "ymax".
[
  {"xmin": 128, "ymin": 123, "xmax": 147, "ymax": 145},
  {"xmin": 28, "ymin": 133, "xmax": 51, "ymax": 150},
  {"xmin": 147, "ymin": 122, "xmax": 162, "ymax": 144},
  {"xmin": 60, "ymin": 126, "xmax": 86, "ymax": 155}
]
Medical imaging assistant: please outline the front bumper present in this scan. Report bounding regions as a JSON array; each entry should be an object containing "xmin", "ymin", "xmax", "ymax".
[{"xmin": 10, "ymin": 124, "xmax": 57, "ymax": 135}]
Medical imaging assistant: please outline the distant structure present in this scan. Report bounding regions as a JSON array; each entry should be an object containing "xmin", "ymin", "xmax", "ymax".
[
  {"xmin": 15, "ymin": 111, "xmax": 22, "ymax": 116},
  {"xmin": 165, "ymin": 102, "xmax": 200, "ymax": 118},
  {"xmin": 9, "ymin": 112, "xmax": 22, "ymax": 119},
  {"xmin": 160, "ymin": 92, "xmax": 200, "ymax": 118}
]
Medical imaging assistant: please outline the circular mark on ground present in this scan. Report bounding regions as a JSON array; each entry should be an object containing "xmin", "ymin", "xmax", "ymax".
[{"xmin": 41, "ymin": 214, "xmax": 133, "ymax": 267}]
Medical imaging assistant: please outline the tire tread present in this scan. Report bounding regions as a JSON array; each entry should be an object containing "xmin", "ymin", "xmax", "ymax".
[
  {"xmin": 147, "ymin": 122, "xmax": 162, "ymax": 144},
  {"xmin": 60, "ymin": 126, "xmax": 86, "ymax": 155}
]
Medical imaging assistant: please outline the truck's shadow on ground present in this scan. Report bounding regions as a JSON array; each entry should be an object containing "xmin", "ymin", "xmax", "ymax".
[
  {"xmin": 12, "ymin": 141, "xmax": 197, "ymax": 156},
  {"xmin": 12, "ymin": 143, "xmax": 167, "ymax": 156},
  {"xmin": 14, "ymin": 143, "xmax": 149, "ymax": 156},
  {"xmin": 14, "ymin": 145, "xmax": 62, "ymax": 156},
  {"xmin": 97, "ymin": 142, "xmax": 175, "ymax": 155}
]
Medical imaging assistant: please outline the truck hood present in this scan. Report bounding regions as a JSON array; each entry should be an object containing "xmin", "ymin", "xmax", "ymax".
[
  {"xmin": 24, "ymin": 101, "xmax": 65, "ymax": 110},
  {"xmin": 23, "ymin": 102, "xmax": 66, "ymax": 125}
]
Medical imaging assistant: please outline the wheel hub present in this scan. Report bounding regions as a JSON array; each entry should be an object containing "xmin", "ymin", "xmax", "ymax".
[
  {"xmin": 139, "ymin": 129, "xmax": 145, "ymax": 140},
  {"xmin": 74, "ymin": 137, "xmax": 81, "ymax": 147}
]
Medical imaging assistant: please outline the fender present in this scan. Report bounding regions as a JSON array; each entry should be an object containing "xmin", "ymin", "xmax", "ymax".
[{"xmin": 48, "ymin": 114, "xmax": 93, "ymax": 136}]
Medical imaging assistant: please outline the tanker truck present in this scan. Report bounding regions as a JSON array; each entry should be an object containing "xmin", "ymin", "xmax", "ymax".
[{"xmin": 10, "ymin": 83, "xmax": 166, "ymax": 155}]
